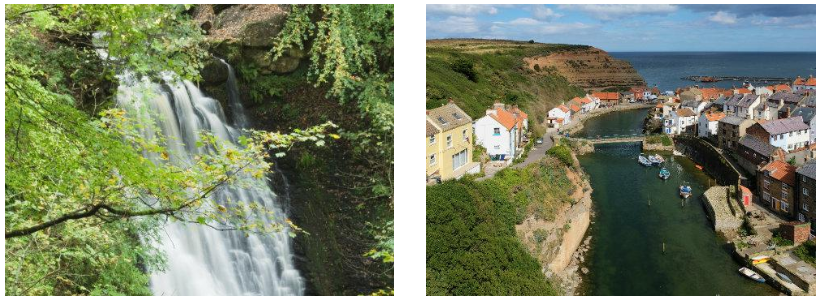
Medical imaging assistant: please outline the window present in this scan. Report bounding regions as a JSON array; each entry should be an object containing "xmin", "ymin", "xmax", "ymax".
[
  {"xmin": 803, "ymin": 188, "xmax": 809, "ymax": 196},
  {"xmin": 781, "ymin": 191, "xmax": 788, "ymax": 200},
  {"xmin": 446, "ymin": 135, "xmax": 452, "ymax": 147},
  {"xmin": 803, "ymin": 203, "xmax": 810, "ymax": 211},
  {"xmin": 463, "ymin": 129, "xmax": 468, "ymax": 142},
  {"xmin": 452, "ymin": 149, "xmax": 468, "ymax": 171},
  {"xmin": 763, "ymin": 191, "xmax": 771, "ymax": 202},
  {"xmin": 781, "ymin": 201, "xmax": 789, "ymax": 212},
  {"xmin": 429, "ymin": 154, "xmax": 436, "ymax": 166},
  {"xmin": 763, "ymin": 179, "xmax": 770, "ymax": 187},
  {"xmin": 780, "ymin": 134, "xmax": 784, "ymax": 140},
  {"xmin": 782, "ymin": 182, "xmax": 788, "ymax": 190},
  {"xmin": 493, "ymin": 128, "xmax": 501, "ymax": 136},
  {"xmin": 494, "ymin": 145, "xmax": 500, "ymax": 150},
  {"xmin": 429, "ymin": 135, "xmax": 435, "ymax": 145}
]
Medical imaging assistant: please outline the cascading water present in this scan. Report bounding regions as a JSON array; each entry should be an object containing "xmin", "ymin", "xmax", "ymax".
[{"xmin": 114, "ymin": 60, "xmax": 304, "ymax": 295}]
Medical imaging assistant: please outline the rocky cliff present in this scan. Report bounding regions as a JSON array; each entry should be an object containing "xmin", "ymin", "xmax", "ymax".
[{"xmin": 524, "ymin": 47, "xmax": 646, "ymax": 91}]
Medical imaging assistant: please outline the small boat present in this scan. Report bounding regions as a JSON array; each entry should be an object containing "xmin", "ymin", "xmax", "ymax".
[
  {"xmin": 751, "ymin": 256, "xmax": 770, "ymax": 265},
  {"xmin": 679, "ymin": 185, "xmax": 692, "ymax": 198},
  {"xmin": 700, "ymin": 76, "xmax": 719, "ymax": 83},
  {"xmin": 695, "ymin": 165, "xmax": 703, "ymax": 170},
  {"xmin": 659, "ymin": 168, "xmax": 671, "ymax": 180},
  {"xmin": 739, "ymin": 267, "xmax": 766, "ymax": 283},
  {"xmin": 777, "ymin": 272, "xmax": 793, "ymax": 283},
  {"xmin": 649, "ymin": 154, "xmax": 664, "ymax": 165},
  {"xmin": 638, "ymin": 154, "xmax": 653, "ymax": 167}
]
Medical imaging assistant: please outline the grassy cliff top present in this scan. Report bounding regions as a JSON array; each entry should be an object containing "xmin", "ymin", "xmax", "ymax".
[{"xmin": 426, "ymin": 39, "xmax": 588, "ymax": 134}]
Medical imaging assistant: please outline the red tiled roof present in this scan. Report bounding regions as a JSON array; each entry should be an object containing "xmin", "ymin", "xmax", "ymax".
[
  {"xmin": 490, "ymin": 108, "xmax": 517, "ymax": 130},
  {"xmin": 556, "ymin": 118, "xmax": 564, "ymax": 123},
  {"xmin": 592, "ymin": 92, "xmax": 619, "ymax": 100},
  {"xmin": 573, "ymin": 96, "xmax": 591, "ymax": 104},
  {"xmin": 761, "ymin": 160, "xmax": 796, "ymax": 185},
  {"xmin": 806, "ymin": 77, "xmax": 815, "ymax": 86},
  {"xmin": 558, "ymin": 105, "xmax": 570, "ymax": 113},
  {"xmin": 656, "ymin": 102, "xmax": 664, "ymax": 108},
  {"xmin": 570, "ymin": 104, "xmax": 581, "ymax": 112},
  {"xmin": 704, "ymin": 111, "xmax": 726, "ymax": 122},
  {"xmin": 774, "ymin": 84, "xmax": 792, "ymax": 92},
  {"xmin": 700, "ymin": 88, "xmax": 722, "ymax": 100},
  {"xmin": 794, "ymin": 76, "xmax": 806, "ymax": 86},
  {"xmin": 737, "ymin": 88, "xmax": 751, "ymax": 94}
]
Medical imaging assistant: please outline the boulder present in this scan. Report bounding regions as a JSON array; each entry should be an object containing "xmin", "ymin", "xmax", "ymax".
[
  {"xmin": 200, "ymin": 57, "xmax": 228, "ymax": 85},
  {"xmin": 239, "ymin": 16, "xmax": 288, "ymax": 47},
  {"xmin": 581, "ymin": 267, "xmax": 589, "ymax": 274}
]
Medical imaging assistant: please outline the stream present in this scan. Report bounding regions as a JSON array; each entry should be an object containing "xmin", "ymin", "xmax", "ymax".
[{"xmin": 576, "ymin": 109, "xmax": 778, "ymax": 295}]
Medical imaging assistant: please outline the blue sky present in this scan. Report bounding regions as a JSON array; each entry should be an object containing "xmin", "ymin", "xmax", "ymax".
[{"xmin": 426, "ymin": 4, "xmax": 816, "ymax": 52}]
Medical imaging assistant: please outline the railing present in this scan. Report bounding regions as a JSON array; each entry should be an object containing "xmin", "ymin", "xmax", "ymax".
[{"xmin": 572, "ymin": 133, "xmax": 647, "ymax": 144}]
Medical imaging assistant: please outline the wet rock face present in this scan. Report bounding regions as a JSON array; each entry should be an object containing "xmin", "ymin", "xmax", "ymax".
[
  {"xmin": 195, "ymin": 4, "xmax": 305, "ymax": 75},
  {"xmin": 200, "ymin": 57, "xmax": 228, "ymax": 85}
]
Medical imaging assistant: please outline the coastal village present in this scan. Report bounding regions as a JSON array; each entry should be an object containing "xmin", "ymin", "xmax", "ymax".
[{"xmin": 426, "ymin": 75, "xmax": 816, "ymax": 295}]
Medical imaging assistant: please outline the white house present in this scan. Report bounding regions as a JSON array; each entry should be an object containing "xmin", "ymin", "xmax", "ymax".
[
  {"xmin": 724, "ymin": 94, "xmax": 761, "ymax": 119},
  {"xmin": 753, "ymin": 98, "xmax": 783, "ymax": 121},
  {"xmin": 665, "ymin": 108, "xmax": 697, "ymax": 135},
  {"xmin": 574, "ymin": 96, "xmax": 598, "ymax": 113},
  {"xmin": 698, "ymin": 111, "xmax": 726, "ymax": 138},
  {"xmin": 547, "ymin": 104, "xmax": 571, "ymax": 128},
  {"xmin": 793, "ymin": 76, "xmax": 816, "ymax": 91},
  {"xmin": 474, "ymin": 107, "xmax": 519, "ymax": 161},
  {"xmin": 681, "ymin": 100, "xmax": 709, "ymax": 116},
  {"xmin": 751, "ymin": 116, "xmax": 810, "ymax": 153}
]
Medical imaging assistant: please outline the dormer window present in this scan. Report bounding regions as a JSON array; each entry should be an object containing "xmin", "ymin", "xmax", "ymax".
[
  {"xmin": 438, "ymin": 117, "xmax": 447, "ymax": 125},
  {"xmin": 452, "ymin": 113, "xmax": 462, "ymax": 120}
]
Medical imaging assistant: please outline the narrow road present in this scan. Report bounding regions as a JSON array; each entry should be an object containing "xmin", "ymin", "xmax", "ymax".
[{"xmin": 514, "ymin": 129, "xmax": 555, "ymax": 169}]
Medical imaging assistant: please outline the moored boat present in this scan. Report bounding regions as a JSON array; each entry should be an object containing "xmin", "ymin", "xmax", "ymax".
[
  {"xmin": 739, "ymin": 267, "xmax": 766, "ymax": 283},
  {"xmin": 659, "ymin": 167, "xmax": 671, "ymax": 180},
  {"xmin": 649, "ymin": 154, "xmax": 665, "ymax": 165},
  {"xmin": 679, "ymin": 185, "xmax": 692, "ymax": 198},
  {"xmin": 751, "ymin": 256, "xmax": 770, "ymax": 265},
  {"xmin": 638, "ymin": 154, "xmax": 653, "ymax": 167}
]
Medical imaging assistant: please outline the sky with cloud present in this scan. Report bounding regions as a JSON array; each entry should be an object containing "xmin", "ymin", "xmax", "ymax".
[{"xmin": 426, "ymin": 4, "xmax": 816, "ymax": 51}]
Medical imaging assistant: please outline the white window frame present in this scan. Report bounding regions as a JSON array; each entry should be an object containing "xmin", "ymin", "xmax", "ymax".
[
  {"xmin": 803, "ymin": 188, "xmax": 809, "ymax": 196},
  {"xmin": 781, "ymin": 201, "xmax": 789, "ymax": 212},
  {"xmin": 446, "ymin": 135, "xmax": 452, "ymax": 148},
  {"xmin": 429, "ymin": 135, "xmax": 435, "ymax": 145},
  {"xmin": 429, "ymin": 154, "xmax": 436, "ymax": 166}
]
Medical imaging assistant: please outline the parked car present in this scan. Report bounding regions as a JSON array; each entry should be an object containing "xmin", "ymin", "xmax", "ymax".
[{"xmin": 535, "ymin": 138, "xmax": 543, "ymax": 145}]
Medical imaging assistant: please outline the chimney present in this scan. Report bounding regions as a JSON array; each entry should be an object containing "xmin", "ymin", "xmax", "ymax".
[
  {"xmin": 493, "ymin": 100, "xmax": 504, "ymax": 110},
  {"xmin": 448, "ymin": 98, "xmax": 455, "ymax": 104}
]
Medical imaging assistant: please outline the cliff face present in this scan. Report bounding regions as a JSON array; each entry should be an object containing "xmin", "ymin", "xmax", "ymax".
[{"xmin": 524, "ymin": 47, "xmax": 646, "ymax": 91}]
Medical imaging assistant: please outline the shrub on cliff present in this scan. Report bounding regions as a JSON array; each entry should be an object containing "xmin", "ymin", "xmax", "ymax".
[
  {"xmin": 450, "ymin": 58, "xmax": 478, "ymax": 82},
  {"xmin": 427, "ymin": 158, "xmax": 573, "ymax": 295},
  {"xmin": 547, "ymin": 144, "xmax": 574, "ymax": 166}
]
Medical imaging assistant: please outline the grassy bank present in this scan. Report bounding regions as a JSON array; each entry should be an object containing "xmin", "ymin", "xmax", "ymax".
[{"xmin": 426, "ymin": 157, "xmax": 574, "ymax": 295}]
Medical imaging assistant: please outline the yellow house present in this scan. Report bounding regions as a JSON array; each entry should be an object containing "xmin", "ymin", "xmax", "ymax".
[{"xmin": 426, "ymin": 102, "xmax": 480, "ymax": 183}]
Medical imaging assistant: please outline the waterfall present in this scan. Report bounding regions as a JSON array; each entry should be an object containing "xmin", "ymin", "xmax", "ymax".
[{"xmin": 114, "ymin": 61, "xmax": 304, "ymax": 295}]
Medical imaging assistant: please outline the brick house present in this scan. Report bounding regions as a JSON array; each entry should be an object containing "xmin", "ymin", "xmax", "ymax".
[
  {"xmin": 779, "ymin": 221, "xmax": 811, "ymax": 245},
  {"xmin": 718, "ymin": 116, "xmax": 756, "ymax": 151},
  {"xmin": 757, "ymin": 160, "xmax": 797, "ymax": 219},
  {"xmin": 795, "ymin": 159, "xmax": 815, "ymax": 229},
  {"xmin": 737, "ymin": 134, "xmax": 786, "ymax": 175}
]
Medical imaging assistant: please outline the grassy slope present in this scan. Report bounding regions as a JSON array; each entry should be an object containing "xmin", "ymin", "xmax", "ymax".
[
  {"xmin": 426, "ymin": 157, "xmax": 574, "ymax": 295},
  {"xmin": 426, "ymin": 39, "xmax": 587, "ymax": 135}
]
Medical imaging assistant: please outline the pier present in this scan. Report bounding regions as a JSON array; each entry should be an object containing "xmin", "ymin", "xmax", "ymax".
[{"xmin": 681, "ymin": 75, "xmax": 794, "ymax": 83}]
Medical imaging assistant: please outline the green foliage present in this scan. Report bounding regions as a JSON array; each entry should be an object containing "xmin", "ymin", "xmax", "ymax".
[
  {"xmin": 450, "ymin": 58, "xmax": 478, "ymax": 82},
  {"xmin": 646, "ymin": 134, "xmax": 672, "ymax": 146},
  {"xmin": 547, "ymin": 144, "xmax": 574, "ymax": 166},
  {"xmin": 271, "ymin": 4, "xmax": 394, "ymax": 293},
  {"xmin": 793, "ymin": 240, "xmax": 815, "ymax": 265},
  {"xmin": 770, "ymin": 235, "xmax": 794, "ymax": 247},
  {"xmin": 427, "ymin": 158, "xmax": 573, "ymax": 295},
  {"xmin": 426, "ymin": 41, "xmax": 586, "ymax": 122},
  {"xmin": 5, "ymin": 4, "xmax": 338, "ymax": 295}
]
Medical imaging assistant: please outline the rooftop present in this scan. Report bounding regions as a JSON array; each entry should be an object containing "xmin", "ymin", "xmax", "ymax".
[
  {"xmin": 427, "ymin": 102, "xmax": 472, "ymax": 132},
  {"xmin": 796, "ymin": 159, "xmax": 815, "ymax": 180},
  {"xmin": 759, "ymin": 116, "xmax": 809, "ymax": 135},
  {"xmin": 719, "ymin": 115, "xmax": 746, "ymax": 126},
  {"xmin": 761, "ymin": 160, "xmax": 796, "ymax": 185},
  {"xmin": 739, "ymin": 134, "xmax": 778, "ymax": 157}
]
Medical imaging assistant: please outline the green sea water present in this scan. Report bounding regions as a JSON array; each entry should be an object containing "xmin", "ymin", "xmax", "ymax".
[{"xmin": 576, "ymin": 109, "xmax": 778, "ymax": 295}]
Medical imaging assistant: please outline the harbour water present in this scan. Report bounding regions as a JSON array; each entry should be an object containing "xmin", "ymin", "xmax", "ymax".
[
  {"xmin": 576, "ymin": 109, "xmax": 778, "ymax": 295},
  {"xmin": 611, "ymin": 52, "xmax": 816, "ymax": 92}
]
